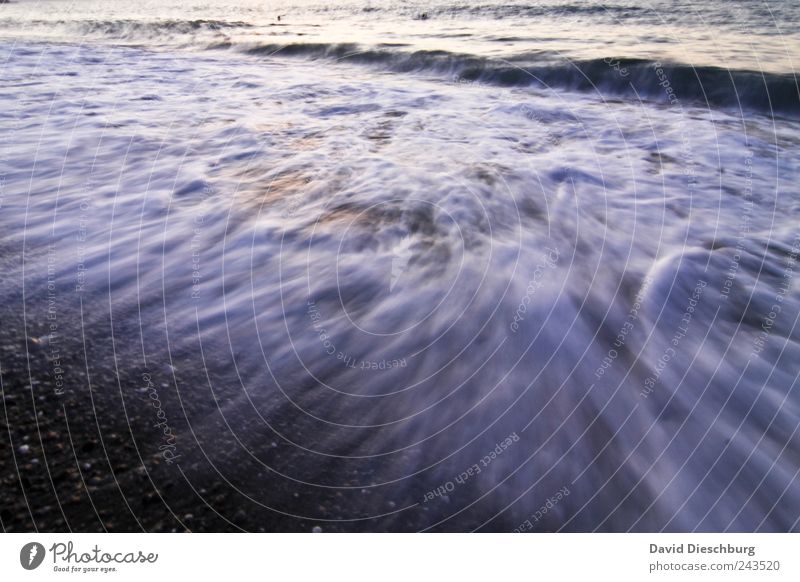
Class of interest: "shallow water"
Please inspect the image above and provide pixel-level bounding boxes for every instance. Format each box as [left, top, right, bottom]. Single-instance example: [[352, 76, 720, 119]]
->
[[1, 1, 800, 531]]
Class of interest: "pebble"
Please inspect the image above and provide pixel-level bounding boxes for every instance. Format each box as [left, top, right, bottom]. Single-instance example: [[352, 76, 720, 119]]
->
[[17, 444, 30, 454], [312, 526, 322, 533]]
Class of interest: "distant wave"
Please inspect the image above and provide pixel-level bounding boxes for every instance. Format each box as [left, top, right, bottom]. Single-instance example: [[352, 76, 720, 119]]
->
[[238, 42, 800, 117], [1, 14, 796, 117], [401, 2, 646, 20]]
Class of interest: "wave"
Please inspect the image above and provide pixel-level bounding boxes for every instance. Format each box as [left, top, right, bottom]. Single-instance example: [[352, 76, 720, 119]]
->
[[321, 2, 647, 21], [3, 33, 799, 531], [1, 14, 796, 117], [413, 2, 646, 19], [237, 42, 800, 117], [0, 17, 253, 39]]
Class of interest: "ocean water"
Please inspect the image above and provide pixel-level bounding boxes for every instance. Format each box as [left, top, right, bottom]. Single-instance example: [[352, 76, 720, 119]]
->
[[1, 0, 800, 531]]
